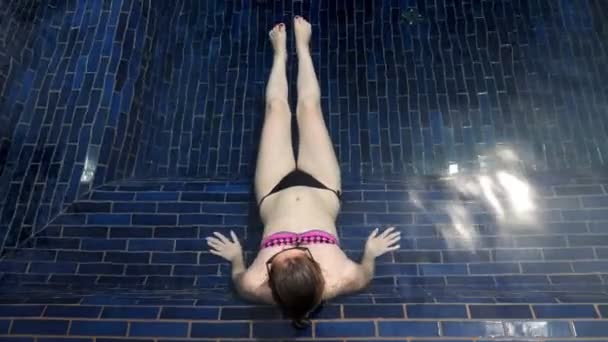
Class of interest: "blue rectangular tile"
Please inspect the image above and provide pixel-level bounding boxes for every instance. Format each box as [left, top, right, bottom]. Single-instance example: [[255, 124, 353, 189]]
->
[[129, 322, 188, 338], [220, 306, 281, 320], [419, 264, 468, 275], [78, 263, 124, 275], [572, 261, 608, 272], [252, 322, 312, 339], [135, 192, 179, 201], [104, 252, 149, 263], [406, 305, 468, 318], [132, 214, 176, 226], [550, 274, 602, 284], [154, 227, 198, 238], [443, 250, 490, 263], [574, 321, 608, 337], [521, 262, 572, 274], [469, 263, 520, 274], [315, 321, 375, 337], [38, 339, 92, 342], [69, 321, 128, 336], [109, 227, 154, 238], [343, 304, 404, 318], [0, 338, 35, 342], [160, 307, 218, 320], [91, 191, 135, 201], [126, 265, 171, 276], [57, 251, 104, 262], [11, 319, 69, 335], [44, 305, 102, 318], [0, 305, 44, 317], [441, 321, 505, 337], [533, 305, 598, 318], [101, 306, 160, 319], [504, 321, 572, 337], [178, 214, 223, 225], [599, 305, 608, 317], [543, 247, 594, 260], [158, 203, 201, 213], [29, 262, 77, 274], [492, 249, 542, 261], [0, 320, 9, 333], [191, 322, 249, 338], [470, 305, 532, 319], [378, 321, 439, 337], [128, 239, 174, 251], [81, 239, 126, 251], [87, 214, 130, 225], [112, 202, 156, 213]]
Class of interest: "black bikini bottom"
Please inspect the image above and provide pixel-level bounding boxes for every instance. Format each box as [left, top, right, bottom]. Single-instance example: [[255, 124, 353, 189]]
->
[[258, 169, 341, 206]]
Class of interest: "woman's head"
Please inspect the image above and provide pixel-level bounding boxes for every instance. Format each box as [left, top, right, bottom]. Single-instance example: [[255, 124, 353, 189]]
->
[[266, 247, 325, 327]]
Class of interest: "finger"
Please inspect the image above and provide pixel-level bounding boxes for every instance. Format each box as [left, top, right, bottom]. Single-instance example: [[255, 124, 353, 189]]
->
[[381, 227, 396, 238], [208, 249, 224, 257], [213, 232, 230, 244], [386, 232, 401, 240], [387, 245, 400, 251], [369, 228, 379, 239], [388, 236, 401, 244], [230, 230, 240, 245], [206, 237, 222, 245]]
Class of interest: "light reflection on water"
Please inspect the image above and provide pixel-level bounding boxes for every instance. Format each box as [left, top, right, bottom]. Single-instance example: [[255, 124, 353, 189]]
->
[[416, 147, 539, 250]]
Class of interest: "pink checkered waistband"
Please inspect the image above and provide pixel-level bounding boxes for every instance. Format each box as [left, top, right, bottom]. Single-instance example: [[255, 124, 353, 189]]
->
[[261, 229, 339, 249]]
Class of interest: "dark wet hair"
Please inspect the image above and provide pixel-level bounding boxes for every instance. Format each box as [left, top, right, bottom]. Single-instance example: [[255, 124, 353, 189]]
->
[[268, 255, 325, 328]]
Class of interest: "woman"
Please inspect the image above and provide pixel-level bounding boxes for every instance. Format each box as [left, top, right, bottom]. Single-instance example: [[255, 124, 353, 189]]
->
[[206, 16, 401, 327]]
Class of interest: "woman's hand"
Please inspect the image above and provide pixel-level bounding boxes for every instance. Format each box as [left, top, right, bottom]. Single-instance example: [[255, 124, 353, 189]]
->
[[364, 227, 401, 258], [206, 231, 243, 263]]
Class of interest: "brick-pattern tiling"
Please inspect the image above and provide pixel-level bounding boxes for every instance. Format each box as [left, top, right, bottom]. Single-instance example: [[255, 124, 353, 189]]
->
[[0, 0, 161, 256], [0, 0, 608, 340]]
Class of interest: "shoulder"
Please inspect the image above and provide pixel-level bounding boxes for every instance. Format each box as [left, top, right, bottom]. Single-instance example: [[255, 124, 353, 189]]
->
[[322, 258, 364, 300]]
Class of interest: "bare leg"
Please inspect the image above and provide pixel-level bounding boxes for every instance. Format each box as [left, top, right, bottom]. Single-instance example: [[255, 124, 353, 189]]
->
[[294, 16, 341, 191], [254, 23, 296, 204]]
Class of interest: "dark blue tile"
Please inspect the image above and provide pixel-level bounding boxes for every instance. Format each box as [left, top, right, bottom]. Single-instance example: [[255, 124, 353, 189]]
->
[[406, 305, 468, 318], [160, 307, 218, 320], [132, 214, 176, 226], [69, 321, 128, 336], [112, 202, 156, 213], [104, 252, 149, 263], [441, 322, 505, 337], [129, 322, 188, 338], [521, 262, 572, 274], [0, 338, 35, 342], [191, 322, 250, 338], [419, 264, 467, 275], [543, 247, 594, 260], [574, 321, 608, 337], [0, 305, 44, 317], [29, 262, 77, 274], [469, 305, 532, 319], [316, 321, 375, 337], [378, 321, 439, 337], [504, 321, 572, 337], [44, 306, 102, 318], [11, 319, 69, 335], [135, 192, 179, 201], [220, 307, 281, 320], [534, 305, 598, 319], [252, 322, 312, 339], [158, 202, 201, 213], [78, 263, 124, 275], [572, 261, 608, 272], [128, 239, 174, 251], [599, 305, 608, 317], [38, 339, 92, 342], [81, 239, 126, 251], [154, 227, 198, 238], [101, 306, 160, 319], [343, 304, 404, 318]]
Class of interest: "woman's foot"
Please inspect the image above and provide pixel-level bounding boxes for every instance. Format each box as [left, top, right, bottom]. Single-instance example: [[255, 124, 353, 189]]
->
[[294, 16, 312, 54], [269, 23, 287, 59]]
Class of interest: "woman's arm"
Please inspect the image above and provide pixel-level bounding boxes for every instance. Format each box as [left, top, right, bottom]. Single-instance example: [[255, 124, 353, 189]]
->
[[231, 254, 274, 304], [206, 231, 274, 304], [332, 227, 401, 296]]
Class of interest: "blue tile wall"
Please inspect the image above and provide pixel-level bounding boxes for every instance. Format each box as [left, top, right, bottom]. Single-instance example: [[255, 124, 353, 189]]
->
[[0, 0, 161, 256], [0, 0, 608, 340]]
